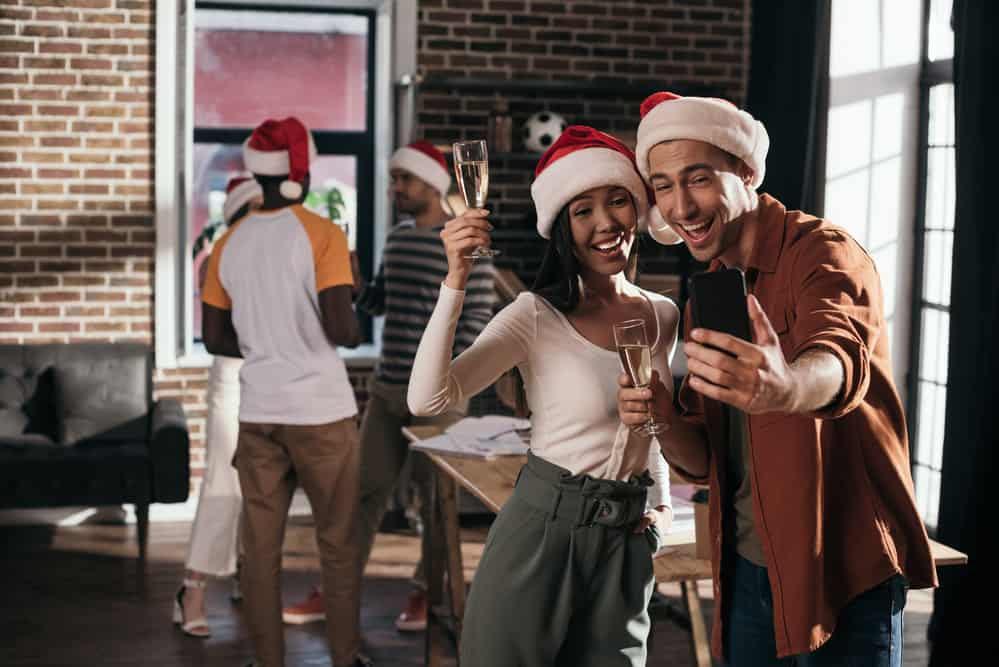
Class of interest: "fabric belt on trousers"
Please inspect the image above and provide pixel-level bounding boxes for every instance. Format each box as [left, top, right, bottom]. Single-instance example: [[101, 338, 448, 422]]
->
[[513, 451, 651, 528]]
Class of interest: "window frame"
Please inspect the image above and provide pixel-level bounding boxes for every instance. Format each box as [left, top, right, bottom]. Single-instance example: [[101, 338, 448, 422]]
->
[[905, 0, 955, 534], [154, 0, 401, 368]]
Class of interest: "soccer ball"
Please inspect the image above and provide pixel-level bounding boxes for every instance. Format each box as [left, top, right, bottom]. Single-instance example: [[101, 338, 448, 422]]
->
[[522, 111, 568, 153]]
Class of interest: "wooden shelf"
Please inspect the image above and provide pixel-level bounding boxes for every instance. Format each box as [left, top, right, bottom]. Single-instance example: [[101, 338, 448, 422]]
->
[[418, 75, 720, 99]]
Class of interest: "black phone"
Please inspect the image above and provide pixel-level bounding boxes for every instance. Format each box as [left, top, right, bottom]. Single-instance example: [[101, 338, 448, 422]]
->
[[687, 268, 752, 345]]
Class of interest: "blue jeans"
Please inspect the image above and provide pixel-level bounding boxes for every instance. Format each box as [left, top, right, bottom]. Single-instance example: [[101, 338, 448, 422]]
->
[[722, 555, 906, 667]]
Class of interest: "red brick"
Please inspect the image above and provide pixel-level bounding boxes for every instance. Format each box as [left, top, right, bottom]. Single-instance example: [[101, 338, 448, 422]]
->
[[87, 42, 129, 56], [111, 245, 152, 258], [24, 57, 66, 69], [0, 56, 19, 68], [37, 168, 78, 179], [70, 58, 113, 70], [0, 231, 35, 243], [0, 72, 30, 85], [21, 183, 63, 195], [85, 229, 126, 242], [69, 152, 112, 164], [67, 26, 112, 39], [19, 214, 61, 225], [0, 261, 37, 273], [38, 291, 80, 303], [71, 120, 114, 133], [109, 275, 149, 287], [66, 90, 112, 102], [65, 305, 106, 316], [41, 136, 81, 147], [84, 291, 125, 302], [37, 104, 79, 117], [18, 88, 62, 101], [0, 39, 36, 54], [85, 261, 124, 272], [39, 261, 81, 272], [84, 168, 125, 179], [66, 245, 107, 258], [62, 275, 105, 287], [38, 230, 80, 242], [37, 200, 80, 211], [19, 245, 62, 258], [86, 105, 126, 118], [40, 41, 83, 55], [19, 305, 60, 317], [40, 322, 80, 333], [0, 8, 33, 20], [0, 167, 33, 178], [89, 13, 125, 24], [0, 322, 33, 333], [69, 184, 110, 195], [80, 74, 123, 87], [0, 104, 33, 116], [0, 199, 33, 210], [0, 120, 19, 131], [19, 24, 64, 38], [110, 305, 149, 317], [17, 273, 61, 288], [32, 76, 77, 91]]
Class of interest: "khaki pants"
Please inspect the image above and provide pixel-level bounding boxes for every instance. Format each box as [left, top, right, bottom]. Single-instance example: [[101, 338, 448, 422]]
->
[[235, 418, 361, 667], [357, 377, 466, 586]]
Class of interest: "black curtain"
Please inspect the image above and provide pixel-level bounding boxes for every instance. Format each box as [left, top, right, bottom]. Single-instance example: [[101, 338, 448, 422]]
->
[[744, 0, 830, 214], [928, 2, 999, 663]]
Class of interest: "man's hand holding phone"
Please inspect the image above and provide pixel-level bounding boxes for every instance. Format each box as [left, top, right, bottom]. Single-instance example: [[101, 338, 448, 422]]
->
[[685, 294, 798, 415]]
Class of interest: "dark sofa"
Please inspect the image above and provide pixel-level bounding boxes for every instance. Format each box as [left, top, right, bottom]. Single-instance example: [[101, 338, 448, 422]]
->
[[0, 343, 190, 559]]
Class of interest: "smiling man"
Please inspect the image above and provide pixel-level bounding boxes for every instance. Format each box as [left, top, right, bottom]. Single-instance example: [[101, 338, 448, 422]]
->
[[617, 92, 936, 667]]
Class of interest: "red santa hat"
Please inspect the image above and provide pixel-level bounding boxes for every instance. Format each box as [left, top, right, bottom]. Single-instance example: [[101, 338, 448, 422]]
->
[[388, 140, 451, 196], [530, 125, 652, 239], [635, 92, 769, 245], [242, 117, 318, 200], [222, 176, 262, 225]]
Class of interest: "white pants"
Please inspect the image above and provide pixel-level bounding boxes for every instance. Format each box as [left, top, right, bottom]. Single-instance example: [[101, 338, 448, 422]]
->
[[185, 356, 243, 577]]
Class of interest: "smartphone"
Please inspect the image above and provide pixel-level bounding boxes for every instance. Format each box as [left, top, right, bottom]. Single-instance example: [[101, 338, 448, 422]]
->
[[687, 268, 752, 347]]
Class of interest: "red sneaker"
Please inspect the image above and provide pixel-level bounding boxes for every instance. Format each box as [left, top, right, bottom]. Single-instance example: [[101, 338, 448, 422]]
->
[[394, 589, 427, 632], [282, 588, 325, 625]]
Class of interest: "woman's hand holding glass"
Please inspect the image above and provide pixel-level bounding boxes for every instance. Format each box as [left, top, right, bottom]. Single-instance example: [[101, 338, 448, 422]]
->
[[617, 368, 674, 436], [440, 209, 493, 291]]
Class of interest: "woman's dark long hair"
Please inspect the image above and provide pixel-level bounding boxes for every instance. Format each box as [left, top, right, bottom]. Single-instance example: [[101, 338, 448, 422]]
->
[[503, 196, 642, 417], [530, 199, 641, 313]]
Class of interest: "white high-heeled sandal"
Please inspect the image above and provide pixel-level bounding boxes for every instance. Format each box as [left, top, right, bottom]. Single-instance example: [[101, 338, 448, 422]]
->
[[173, 578, 210, 638]]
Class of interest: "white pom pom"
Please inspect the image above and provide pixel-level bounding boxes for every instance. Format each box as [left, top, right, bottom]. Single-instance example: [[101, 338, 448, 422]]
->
[[279, 179, 302, 200], [647, 207, 684, 245]]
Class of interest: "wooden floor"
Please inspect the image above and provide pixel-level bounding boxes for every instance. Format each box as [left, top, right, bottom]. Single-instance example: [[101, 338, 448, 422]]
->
[[0, 516, 935, 666]]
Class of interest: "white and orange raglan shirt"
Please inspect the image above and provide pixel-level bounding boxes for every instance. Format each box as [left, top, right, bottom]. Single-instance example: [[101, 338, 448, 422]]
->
[[202, 204, 357, 425]]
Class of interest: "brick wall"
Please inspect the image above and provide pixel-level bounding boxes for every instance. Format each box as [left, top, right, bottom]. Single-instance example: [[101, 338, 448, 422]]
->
[[415, 0, 751, 283], [0, 0, 750, 493]]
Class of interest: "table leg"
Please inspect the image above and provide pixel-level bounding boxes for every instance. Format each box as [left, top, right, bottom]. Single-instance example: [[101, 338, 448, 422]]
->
[[681, 580, 712, 667], [439, 474, 466, 647], [423, 455, 447, 667]]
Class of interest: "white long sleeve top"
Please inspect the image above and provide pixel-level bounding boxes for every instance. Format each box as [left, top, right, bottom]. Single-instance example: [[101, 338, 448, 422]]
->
[[408, 283, 680, 510]]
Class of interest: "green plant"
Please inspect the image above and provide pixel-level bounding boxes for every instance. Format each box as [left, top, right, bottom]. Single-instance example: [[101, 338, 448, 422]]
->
[[305, 186, 346, 222]]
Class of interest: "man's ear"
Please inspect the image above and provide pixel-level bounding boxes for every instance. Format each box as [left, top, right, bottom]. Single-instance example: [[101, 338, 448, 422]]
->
[[737, 160, 754, 186]]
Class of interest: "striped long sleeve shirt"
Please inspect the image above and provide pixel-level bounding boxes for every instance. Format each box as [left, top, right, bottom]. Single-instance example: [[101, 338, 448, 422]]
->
[[363, 221, 495, 386]]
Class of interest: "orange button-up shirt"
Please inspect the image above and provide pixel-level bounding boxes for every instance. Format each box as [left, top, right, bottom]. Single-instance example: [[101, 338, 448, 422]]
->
[[676, 194, 937, 659]]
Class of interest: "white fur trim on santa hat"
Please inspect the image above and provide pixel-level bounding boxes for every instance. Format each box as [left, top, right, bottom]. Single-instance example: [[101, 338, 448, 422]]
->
[[635, 96, 769, 189], [389, 146, 451, 196], [242, 133, 318, 176], [222, 179, 262, 225], [530, 147, 650, 239]]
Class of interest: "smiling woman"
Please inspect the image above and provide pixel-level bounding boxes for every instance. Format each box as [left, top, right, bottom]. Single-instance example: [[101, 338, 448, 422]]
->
[[406, 125, 681, 667]]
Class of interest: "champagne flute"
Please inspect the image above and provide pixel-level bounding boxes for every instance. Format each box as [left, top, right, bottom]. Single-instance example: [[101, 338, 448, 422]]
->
[[613, 319, 666, 436], [452, 139, 500, 259]]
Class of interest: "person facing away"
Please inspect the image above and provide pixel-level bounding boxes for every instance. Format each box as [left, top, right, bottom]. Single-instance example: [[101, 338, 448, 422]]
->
[[408, 125, 678, 667], [618, 91, 936, 666], [201, 116, 370, 667], [282, 140, 494, 631], [174, 176, 262, 639]]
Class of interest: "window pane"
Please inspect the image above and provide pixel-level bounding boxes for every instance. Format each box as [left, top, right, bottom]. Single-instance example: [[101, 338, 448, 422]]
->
[[824, 170, 870, 248], [870, 243, 898, 321], [303, 155, 359, 251], [868, 157, 902, 252], [928, 0, 954, 61], [830, 0, 880, 77], [919, 309, 949, 384], [928, 84, 955, 146], [873, 93, 905, 161], [882, 0, 920, 68], [925, 147, 955, 231], [195, 9, 368, 131], [826, 100, 873, 179], [922, 230, 953, 307]]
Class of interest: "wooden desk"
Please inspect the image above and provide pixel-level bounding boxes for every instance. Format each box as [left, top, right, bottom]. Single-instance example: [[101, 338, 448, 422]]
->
[[404, 425, 967, 667]]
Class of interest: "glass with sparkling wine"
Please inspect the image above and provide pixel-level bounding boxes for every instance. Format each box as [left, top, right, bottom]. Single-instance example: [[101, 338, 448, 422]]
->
[[452, 139, 499, 259], [613, 318, 666, 436]]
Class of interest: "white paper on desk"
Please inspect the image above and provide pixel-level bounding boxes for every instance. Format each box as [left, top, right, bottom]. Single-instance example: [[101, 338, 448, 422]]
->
[[412, 415, 530, 459]]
